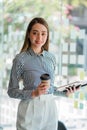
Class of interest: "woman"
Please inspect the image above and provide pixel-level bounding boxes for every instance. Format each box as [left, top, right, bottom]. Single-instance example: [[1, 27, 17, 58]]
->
[[7, 17, 77, 130]]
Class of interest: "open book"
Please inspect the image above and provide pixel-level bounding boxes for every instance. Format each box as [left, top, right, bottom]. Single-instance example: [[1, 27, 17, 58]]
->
[[55, 80, 87, 93]]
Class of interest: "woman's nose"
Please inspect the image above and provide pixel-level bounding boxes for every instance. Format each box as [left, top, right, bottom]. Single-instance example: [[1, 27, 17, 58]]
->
[[37, 33, 42, 40]]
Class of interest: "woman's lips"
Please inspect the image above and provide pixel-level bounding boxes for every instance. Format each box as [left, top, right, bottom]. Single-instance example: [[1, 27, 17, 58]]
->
[[36, 41, 42, 44]]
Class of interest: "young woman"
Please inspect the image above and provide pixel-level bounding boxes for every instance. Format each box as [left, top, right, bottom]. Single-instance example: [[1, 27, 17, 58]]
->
[[7, 17, 77, 130]]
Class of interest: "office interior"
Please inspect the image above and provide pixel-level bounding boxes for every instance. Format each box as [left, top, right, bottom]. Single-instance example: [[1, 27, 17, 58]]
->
[[0, 0, 87, 130]]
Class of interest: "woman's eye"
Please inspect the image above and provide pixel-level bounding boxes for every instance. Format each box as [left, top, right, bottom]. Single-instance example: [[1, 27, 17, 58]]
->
[[33, 32, 37, 35], [42, 33, 46, 36]]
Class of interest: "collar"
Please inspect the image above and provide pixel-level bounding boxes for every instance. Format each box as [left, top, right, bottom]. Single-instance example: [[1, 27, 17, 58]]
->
[[28, 48, 45, 57]]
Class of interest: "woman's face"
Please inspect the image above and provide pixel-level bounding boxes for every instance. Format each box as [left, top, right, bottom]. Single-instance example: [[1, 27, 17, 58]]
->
[[29, 23, 48, 50]]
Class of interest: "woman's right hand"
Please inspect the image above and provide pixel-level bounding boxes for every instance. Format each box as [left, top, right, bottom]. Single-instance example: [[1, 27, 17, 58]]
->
[[32, 82, 50, 98]]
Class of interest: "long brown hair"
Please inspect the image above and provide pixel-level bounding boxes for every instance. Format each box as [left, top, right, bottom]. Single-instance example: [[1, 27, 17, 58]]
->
[[20, 17, 50, 53]]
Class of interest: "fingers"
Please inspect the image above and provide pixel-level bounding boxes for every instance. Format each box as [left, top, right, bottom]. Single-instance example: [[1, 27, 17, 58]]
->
[[67, 85, 75, 92], [39, 82, 50, 90], [65, 85, 79, 96], [34, 82, 50, 97], [36, 83, 48, 96], [37, 87, 47, 95], [40, 82, 50, 87], [69, 85, 80, 92]]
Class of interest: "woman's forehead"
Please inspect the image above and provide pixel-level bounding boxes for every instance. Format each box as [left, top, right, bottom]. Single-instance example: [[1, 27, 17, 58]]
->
[[31, 23, 47, 32]]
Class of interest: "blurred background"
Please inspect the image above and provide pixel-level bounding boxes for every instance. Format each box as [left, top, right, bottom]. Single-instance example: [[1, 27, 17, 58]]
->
[[0, 0, 87, 130]]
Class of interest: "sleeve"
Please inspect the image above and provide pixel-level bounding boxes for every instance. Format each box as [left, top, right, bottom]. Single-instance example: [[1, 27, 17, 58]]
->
[[52, 55, 67, 97], [7, 55, 33, 100], [53, 87, 67, 97]]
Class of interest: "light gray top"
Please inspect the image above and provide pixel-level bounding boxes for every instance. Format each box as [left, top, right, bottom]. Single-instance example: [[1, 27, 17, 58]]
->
[[7, 48, 66, 100]]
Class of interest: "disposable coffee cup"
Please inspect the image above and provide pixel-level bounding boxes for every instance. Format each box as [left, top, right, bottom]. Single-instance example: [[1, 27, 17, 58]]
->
[[40, 73, 50, 92], [40, 73, 50, 83]]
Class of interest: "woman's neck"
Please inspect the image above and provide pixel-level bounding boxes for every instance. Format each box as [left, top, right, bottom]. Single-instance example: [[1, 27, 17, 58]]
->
[[31, 47, 42, 54]]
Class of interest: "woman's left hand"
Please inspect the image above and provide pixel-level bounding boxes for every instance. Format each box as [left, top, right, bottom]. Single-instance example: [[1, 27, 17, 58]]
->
[[65, 85, 80, 96]]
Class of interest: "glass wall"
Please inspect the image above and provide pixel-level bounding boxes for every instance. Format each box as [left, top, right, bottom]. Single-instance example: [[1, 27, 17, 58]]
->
[[0, 0, 87, 130]]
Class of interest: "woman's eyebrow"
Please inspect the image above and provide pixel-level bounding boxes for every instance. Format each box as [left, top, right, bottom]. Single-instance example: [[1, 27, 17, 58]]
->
[[32, 30, 47, 32]]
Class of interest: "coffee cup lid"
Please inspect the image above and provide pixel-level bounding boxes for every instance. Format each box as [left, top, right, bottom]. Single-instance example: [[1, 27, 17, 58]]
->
[[40, 73, 50, 80]]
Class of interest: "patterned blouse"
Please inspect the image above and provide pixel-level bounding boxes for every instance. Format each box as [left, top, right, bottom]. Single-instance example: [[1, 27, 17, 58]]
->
[[7, 48, 65, 100]]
